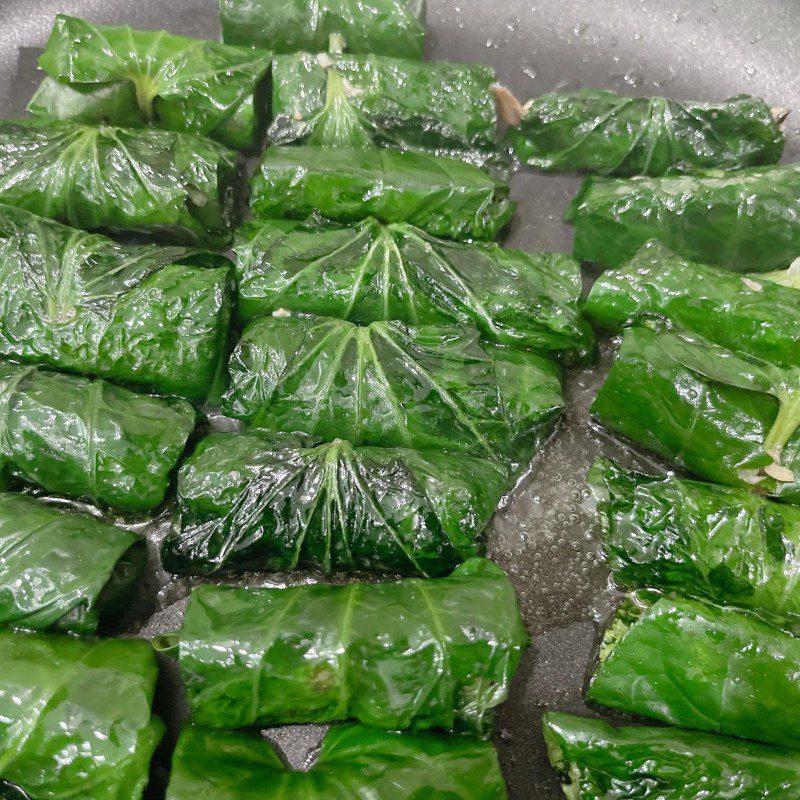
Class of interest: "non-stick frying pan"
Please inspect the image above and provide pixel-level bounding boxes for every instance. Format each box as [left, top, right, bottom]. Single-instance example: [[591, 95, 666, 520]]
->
[[0, 1, 797, 797]]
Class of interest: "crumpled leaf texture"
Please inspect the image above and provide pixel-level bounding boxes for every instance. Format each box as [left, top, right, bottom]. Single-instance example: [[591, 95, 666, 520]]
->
[[0, 120, 238, 246], [234, 217, 593, 360], [0, 630, 162, 800], [508, 89, 783, 176], [0, 361, 196, 513], [177, 558, 527, 735], [166, 724, 509, 799], [162, 430, 508, 577], [0, 204, 231, 401], [29, 15, 271, 150]]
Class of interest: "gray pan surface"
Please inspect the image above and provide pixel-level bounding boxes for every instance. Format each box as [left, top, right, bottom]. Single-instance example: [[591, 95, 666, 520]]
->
[[1, 1, 799, 797]]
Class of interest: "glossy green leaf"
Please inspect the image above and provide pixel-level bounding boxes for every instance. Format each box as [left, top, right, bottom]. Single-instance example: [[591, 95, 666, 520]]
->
[[567, 162, 800, 270], [176, 557, 527, 734], [162, 430, 508, 577], [270, 51, 497, 164], [592, 324, 800, 504], [167, 724, 508, 799], [0, 629, 162, 800], [29, 15, 271, 150], [544, 711, 800, 800], [0, 361, 196, 513], [219, 0, 426, 59], [0, 204, 231, 401], [0, 121, 238, 246], [507, 89, 783, 176], [589, 592, 800, 749], [249, 146, 515, 242], [0, 493, 144, 633], [222, 314, 563, 467], [590, 458, 800, 620], [234, 217, 594, 360], [586, 240, 800, 368]]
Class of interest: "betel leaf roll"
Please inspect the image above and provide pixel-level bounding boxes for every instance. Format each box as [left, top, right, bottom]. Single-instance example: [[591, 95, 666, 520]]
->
[[218, 0, 426, 60], [161, 431, 508, 577], [234, 218, 594, 360], [585, 240, 800, 368], [249, 146, 515, 242], [589, 458, 800, 620], [175, 557, 527, 734], [28, 16, 272, 151], [0, 205, 231, 402], [592, 324, 800, 504], [505, 89, 784, 176], [543, 711, 800, 800], [588, 592, 800, 749], [0, 494, 144, 633], [0, 362, 196, 513], [567, 162, 800, 270], [0, 629, 162, 800], [269, 51, 496, 163], [167, 725, 509, 800], [222, 314, 563, 466], [0, 121, 238, 246]]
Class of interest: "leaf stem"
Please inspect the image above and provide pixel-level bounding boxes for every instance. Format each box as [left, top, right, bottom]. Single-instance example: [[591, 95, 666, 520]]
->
[[764, 388, 800, 460]]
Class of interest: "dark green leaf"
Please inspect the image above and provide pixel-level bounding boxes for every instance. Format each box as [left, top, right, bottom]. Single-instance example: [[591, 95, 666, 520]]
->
[[0, 493, 144, 633], [592, 324, 800, 503], [0, 361, 196, 513], [29, 15, 271, 150], [234, 217, 594, 360], [167, 724, 508, 799], [249, 146, 515, 241], [586, 240, 800, 368], [0, 121, 238, 246], [176, 557, 528, 735], [218, 0, 426, 59], [589, 592, 800, 748], [507, 89, 783, 176], [544, 711, 800, 799], [567, 162, 800, 270], [222, 314, 563, 467], [0, 629, 162, 800], [0, 204, 231, 401], [590, 458, 800, 620], [162, 430, 508, 577], [270, 51, 497, 164]]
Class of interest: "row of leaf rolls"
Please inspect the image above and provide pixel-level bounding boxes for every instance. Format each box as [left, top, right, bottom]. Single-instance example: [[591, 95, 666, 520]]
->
[[551, 146, 800, 793]]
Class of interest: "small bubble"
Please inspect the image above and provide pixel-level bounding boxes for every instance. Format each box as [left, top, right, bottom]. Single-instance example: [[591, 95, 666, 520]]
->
[[522, 64, 537, 80], [633, 31, 642, 40], [744, 64, 757, 77]]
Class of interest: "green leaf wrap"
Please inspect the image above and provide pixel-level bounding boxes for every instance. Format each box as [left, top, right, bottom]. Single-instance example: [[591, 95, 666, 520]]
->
[[589, 458, 800, 620], [0, 204, 231, 401], [0, 630, 162, 800], [0, 493, 144, 633], [29, 15, 271, 150], [543, 711, 800, 800], [507, 89, 783, 176], [0, 121, 238, 246], [162, 431, 508, 577], [222, 314, 563, 466], [589, 593, 800, 749], [218, 0, 426, 59], [166, 724, 508, 799], [0, 362, 196, 513], [585, 240, 800, 367], [567, 162, 800, 270], [234, 218, 593, 360], [177, 557, 527, 734], [270, 51, 496, 163], [591, 324, 800, 503], [249, 146, 515, 242]]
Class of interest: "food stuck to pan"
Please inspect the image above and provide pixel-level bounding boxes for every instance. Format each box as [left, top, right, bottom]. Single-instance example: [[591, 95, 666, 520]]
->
[[0, 0, 796, 798]]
